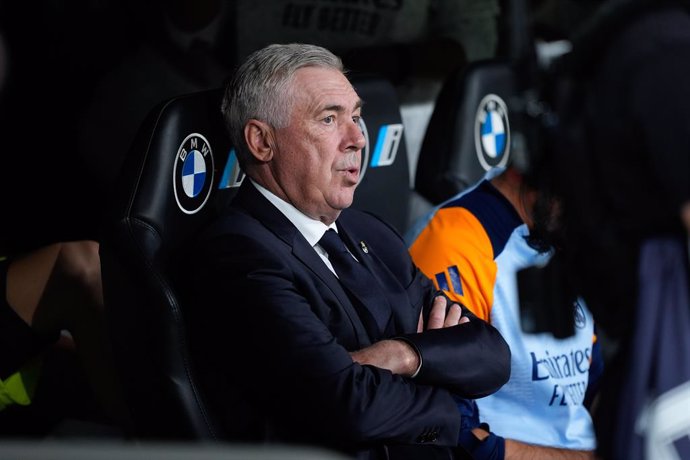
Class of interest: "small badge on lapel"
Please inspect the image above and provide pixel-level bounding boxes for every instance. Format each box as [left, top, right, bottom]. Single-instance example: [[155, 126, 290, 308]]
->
[[360, 241, 369, 254]]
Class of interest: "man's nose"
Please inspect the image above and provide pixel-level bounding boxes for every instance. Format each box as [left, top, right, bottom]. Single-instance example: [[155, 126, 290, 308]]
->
[[344, 119, 366, 151]]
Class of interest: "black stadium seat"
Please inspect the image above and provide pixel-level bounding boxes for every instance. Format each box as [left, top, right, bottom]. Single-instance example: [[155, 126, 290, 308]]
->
[[100, 88, 233, 440], [99, 73, 413, 440], [414, 59, 517, 205]]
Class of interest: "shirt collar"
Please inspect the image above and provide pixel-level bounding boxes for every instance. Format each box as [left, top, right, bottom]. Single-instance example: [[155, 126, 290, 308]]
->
[[250, 179, 336, 247]]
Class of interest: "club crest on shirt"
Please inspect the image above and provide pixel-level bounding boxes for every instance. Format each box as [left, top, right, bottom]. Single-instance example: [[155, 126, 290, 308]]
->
[[474, 93, 511, 171], [173, 133, 215, 214], [574, 300, 587, 329]]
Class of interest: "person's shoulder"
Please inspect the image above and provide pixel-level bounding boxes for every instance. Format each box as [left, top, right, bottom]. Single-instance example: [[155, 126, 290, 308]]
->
[[198, 206, 253, 238], [192, 204, 285, 263], [340, 208, 403, 238], [340, 207, 383, 223]]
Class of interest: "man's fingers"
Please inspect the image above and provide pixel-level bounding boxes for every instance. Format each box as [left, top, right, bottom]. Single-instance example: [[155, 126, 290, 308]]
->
[[427, 296, 447, 329], [428, 296, 469, 329], [444, 303, 463, 327]]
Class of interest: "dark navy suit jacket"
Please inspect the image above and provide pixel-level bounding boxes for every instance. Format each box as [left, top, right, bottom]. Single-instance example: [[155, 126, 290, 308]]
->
[[187, 181, 510, 459]]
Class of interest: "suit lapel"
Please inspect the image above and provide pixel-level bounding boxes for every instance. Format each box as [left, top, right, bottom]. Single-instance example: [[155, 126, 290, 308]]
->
[[234, 182, 371, 345]]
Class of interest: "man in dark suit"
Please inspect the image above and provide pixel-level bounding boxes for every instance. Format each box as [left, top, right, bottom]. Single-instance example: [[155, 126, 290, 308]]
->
[[188, 43, 511, 459]]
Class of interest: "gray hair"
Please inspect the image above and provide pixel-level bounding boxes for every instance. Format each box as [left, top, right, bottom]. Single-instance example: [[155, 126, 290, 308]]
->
[[221, 43, 344, 168]]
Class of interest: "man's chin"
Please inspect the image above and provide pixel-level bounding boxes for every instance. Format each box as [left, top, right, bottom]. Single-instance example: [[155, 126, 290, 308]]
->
[[332, 192, 355, 211]]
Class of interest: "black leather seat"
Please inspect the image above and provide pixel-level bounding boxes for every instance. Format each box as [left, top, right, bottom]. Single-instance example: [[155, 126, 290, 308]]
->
[[414, 59, 517, 205], [99, 88, 238, 440]]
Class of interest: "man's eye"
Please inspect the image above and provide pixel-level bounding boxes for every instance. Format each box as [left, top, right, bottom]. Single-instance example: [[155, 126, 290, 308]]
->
[[323, 115, 335, 124], [352, 115, 361, 124]]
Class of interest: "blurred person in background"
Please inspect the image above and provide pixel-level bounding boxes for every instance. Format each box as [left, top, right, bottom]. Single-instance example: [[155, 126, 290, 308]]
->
[[530, 0, 690, 457]]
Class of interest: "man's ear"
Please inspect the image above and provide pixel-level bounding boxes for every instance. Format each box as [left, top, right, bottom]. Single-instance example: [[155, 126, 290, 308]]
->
[[244, 119, 274, 162]]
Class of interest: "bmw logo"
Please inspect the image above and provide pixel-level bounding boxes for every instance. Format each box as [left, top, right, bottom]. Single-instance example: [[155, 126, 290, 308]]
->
[[173, 133, 215, 214], [474, 94, 511, 171]]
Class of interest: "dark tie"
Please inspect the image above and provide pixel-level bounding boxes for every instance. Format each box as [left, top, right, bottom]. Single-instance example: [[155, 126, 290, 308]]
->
[[319, 229, 391, 340]]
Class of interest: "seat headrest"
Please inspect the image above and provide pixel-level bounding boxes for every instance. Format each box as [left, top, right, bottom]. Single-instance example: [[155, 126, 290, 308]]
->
[[415, 59, 517, 204], [108, 88, 242, 249]]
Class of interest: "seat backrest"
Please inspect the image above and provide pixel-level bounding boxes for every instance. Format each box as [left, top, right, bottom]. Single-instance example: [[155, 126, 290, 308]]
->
[[100, 73, 410, 440], [414, 59, 517, 205], [100, 88, 241, 440], [350, 73, 411, 234]]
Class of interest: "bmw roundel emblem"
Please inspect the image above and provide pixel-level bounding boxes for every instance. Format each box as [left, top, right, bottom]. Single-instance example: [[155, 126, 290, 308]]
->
[[173, 133, 214, 214], [474, 94, 511, 171]]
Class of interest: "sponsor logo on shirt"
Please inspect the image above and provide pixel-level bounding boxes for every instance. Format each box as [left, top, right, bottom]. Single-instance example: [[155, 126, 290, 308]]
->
[[531, 347, 591, 406]]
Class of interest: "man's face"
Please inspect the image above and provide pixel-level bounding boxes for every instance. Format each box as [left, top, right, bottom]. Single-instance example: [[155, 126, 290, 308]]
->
[[270, 66, 365, 224]]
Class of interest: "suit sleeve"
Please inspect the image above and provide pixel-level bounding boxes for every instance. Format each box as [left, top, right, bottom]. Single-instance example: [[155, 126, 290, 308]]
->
[[191, 231, 463, 448], [398, 289, 511, 398]]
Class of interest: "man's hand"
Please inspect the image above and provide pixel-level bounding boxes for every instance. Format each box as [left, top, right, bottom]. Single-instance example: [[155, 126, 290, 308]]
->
[[350, 339, 420, 377], [418, 295, 470, 332], [353, 296, 471, 377]]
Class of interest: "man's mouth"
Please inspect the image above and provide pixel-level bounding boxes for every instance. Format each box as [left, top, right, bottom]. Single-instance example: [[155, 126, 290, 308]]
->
[[337, 166, 360, 184]]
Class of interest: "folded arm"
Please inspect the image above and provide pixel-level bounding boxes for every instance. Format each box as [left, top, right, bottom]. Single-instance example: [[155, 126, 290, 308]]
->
[[194, 234, 463, 447], [351, 293, 511, 398]]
